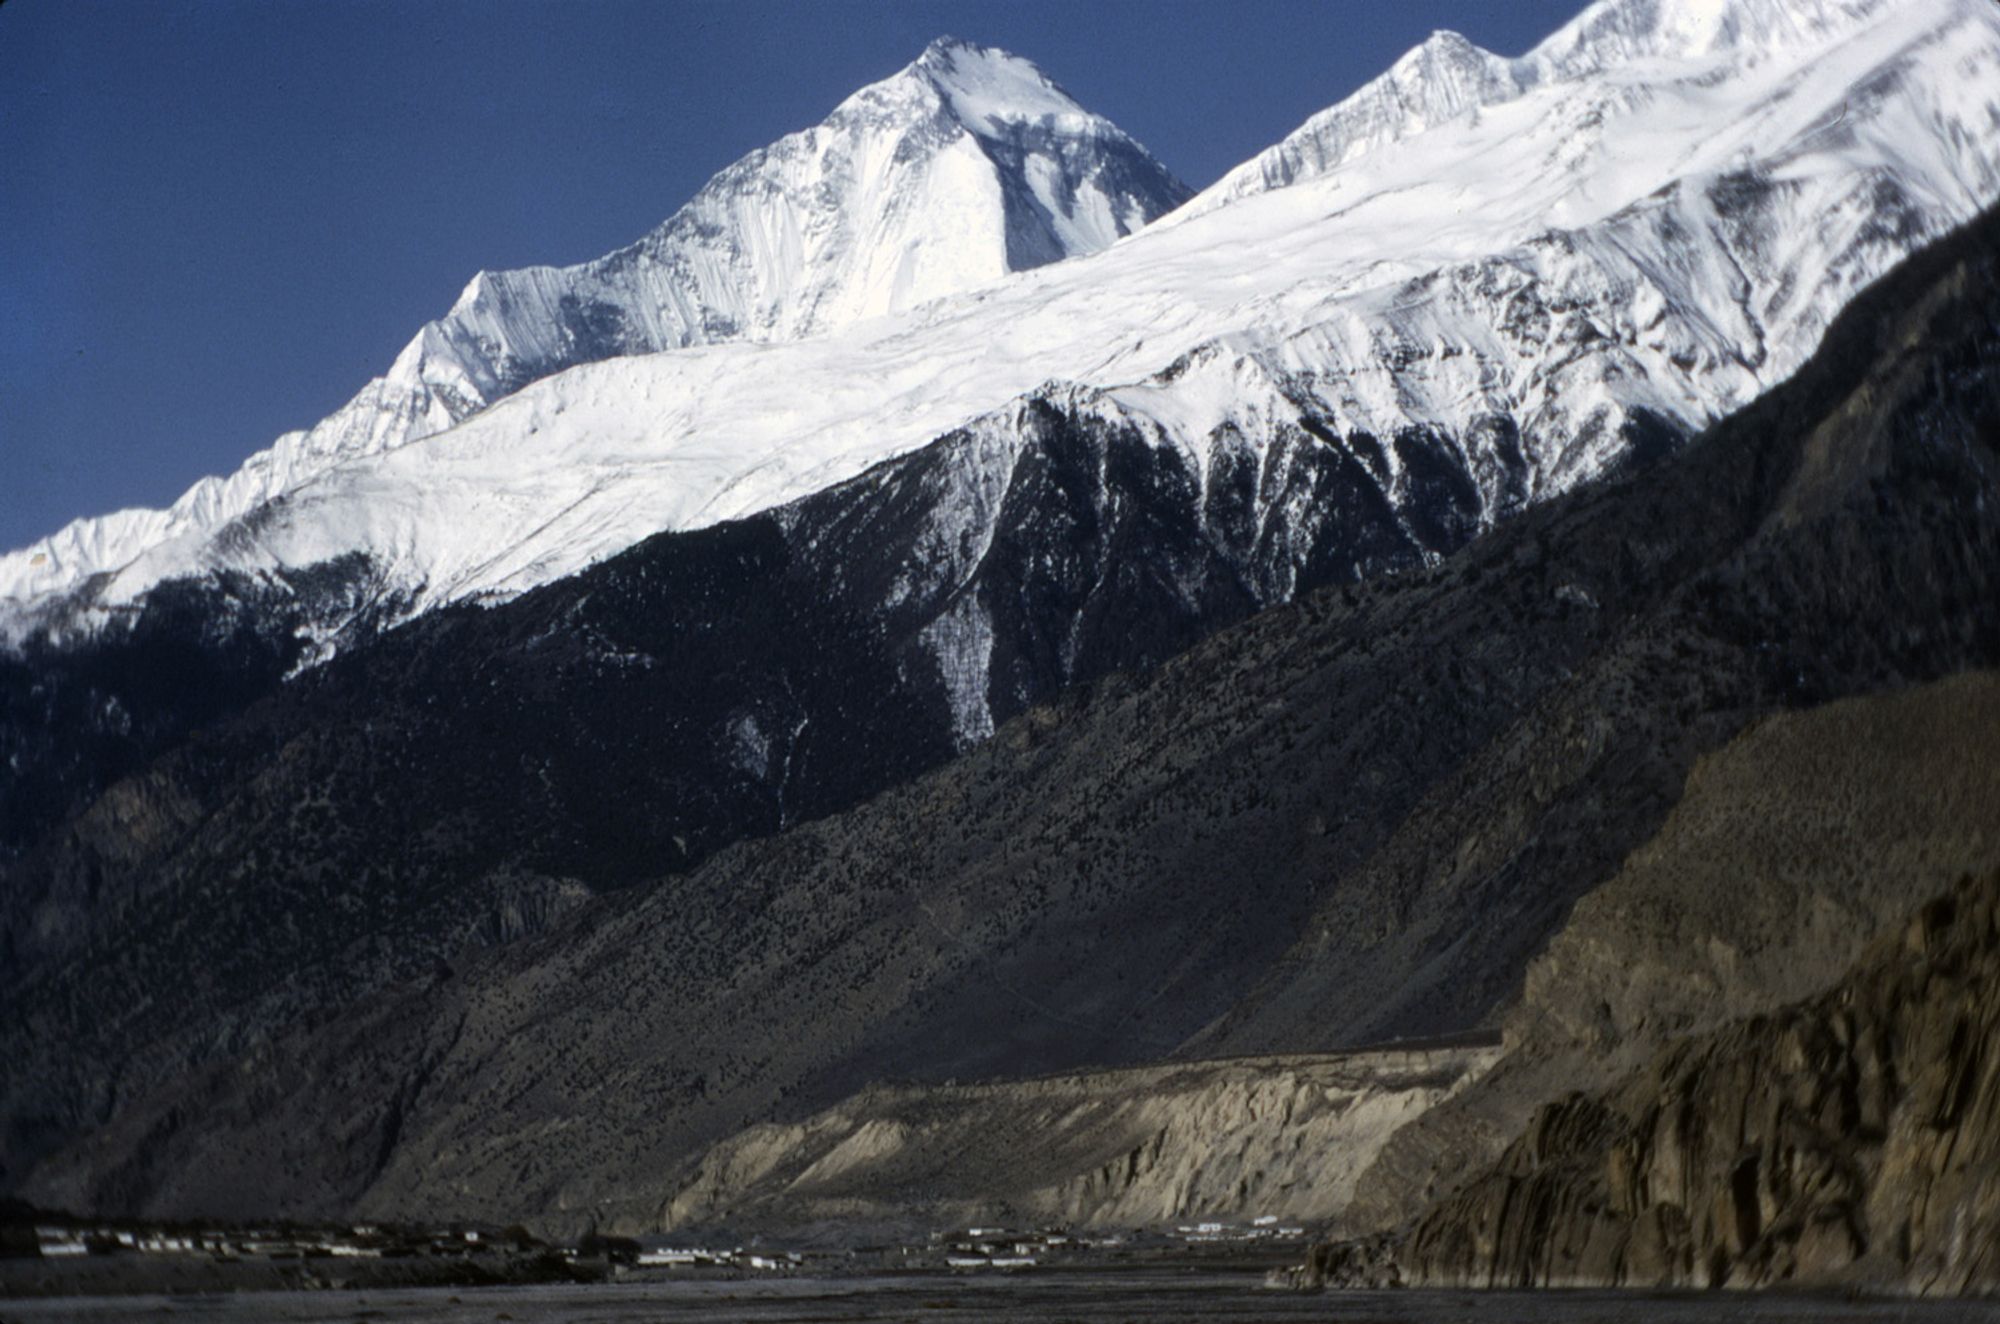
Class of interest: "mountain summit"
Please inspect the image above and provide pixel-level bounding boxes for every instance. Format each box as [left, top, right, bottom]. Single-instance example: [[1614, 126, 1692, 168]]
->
[[413, 36, 1189, 382], [0, 40, 1187, 622]]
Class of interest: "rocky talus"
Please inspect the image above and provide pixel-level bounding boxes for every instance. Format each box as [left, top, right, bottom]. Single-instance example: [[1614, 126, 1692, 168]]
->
[[1343, 865, 2000, 1293]]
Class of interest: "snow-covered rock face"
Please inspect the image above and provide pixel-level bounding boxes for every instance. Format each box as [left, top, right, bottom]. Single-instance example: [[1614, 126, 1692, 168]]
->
[[5, 0, 1999, 665], [0, 38, 1187, 622], [1181, 0, 1919, 218], [1181, 30, 1523, 213], [407, 36, 1188, 393], [1538, 0, 1890, 70]]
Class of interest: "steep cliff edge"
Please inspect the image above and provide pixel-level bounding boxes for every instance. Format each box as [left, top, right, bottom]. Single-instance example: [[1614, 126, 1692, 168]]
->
[[1359, 864, 2000, 1293]]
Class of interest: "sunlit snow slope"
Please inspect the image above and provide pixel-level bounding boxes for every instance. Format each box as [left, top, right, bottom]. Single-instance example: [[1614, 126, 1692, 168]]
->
[[5, 0, 1998, 656], [0, 37, 1186, 622], [1181, 0, 1917, 217]]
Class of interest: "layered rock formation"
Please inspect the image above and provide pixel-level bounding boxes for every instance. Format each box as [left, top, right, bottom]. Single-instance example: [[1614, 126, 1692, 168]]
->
[[1346, 672, 2000, 1236], [1374, 865, 2000, 1293], [664, 1041, 1497, 1241]]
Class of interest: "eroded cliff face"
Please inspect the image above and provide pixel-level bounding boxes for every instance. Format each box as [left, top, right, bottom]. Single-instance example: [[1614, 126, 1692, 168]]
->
[[660, 1043, 1497, 1241], [1345, 672, 2000, 1236], [1366, 865, 2000, 1294]]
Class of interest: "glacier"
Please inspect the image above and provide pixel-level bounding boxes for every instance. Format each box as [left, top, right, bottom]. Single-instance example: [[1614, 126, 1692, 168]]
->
[[4, 0, 1999, 668]]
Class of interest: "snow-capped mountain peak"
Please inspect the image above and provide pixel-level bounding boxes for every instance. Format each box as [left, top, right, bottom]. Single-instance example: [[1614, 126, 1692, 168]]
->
[[1539, 0, 1886, 71], [0, 39, 1187, 625], [889, 36, 1101, 135], [1178, 28, 1521, 216], [387, 36, 1189, 400], [1180, 0, 1910, 219], [4, 0, 1997, 669], [1392, 28, 1512, 91]]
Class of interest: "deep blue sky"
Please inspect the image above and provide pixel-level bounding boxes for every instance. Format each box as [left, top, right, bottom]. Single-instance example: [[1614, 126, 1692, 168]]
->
[[1, 0, 1586, 553]]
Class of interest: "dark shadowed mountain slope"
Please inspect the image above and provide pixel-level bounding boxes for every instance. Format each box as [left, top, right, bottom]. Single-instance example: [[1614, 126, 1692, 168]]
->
[[9, 202, 1999, 1230], [0, 384, 1505, 1195]]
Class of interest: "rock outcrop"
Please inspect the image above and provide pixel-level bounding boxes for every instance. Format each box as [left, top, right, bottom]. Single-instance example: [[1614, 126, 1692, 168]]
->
[[1365, 865, 2000, 1293], [1345, 671, 2000, 1236]]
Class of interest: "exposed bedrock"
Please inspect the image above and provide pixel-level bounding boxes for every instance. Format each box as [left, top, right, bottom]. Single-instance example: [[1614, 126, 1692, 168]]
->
[[1352, 865, 2000, 1294], [1345, 672, 2000, 1238]]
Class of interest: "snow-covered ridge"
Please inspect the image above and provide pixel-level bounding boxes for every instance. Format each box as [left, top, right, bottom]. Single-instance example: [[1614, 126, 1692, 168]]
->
[[1537, 0, 1889, 70], [0, 38, 1187, 615], [6, 0, 1999, 661], [1180, 0, 1897, 218]]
